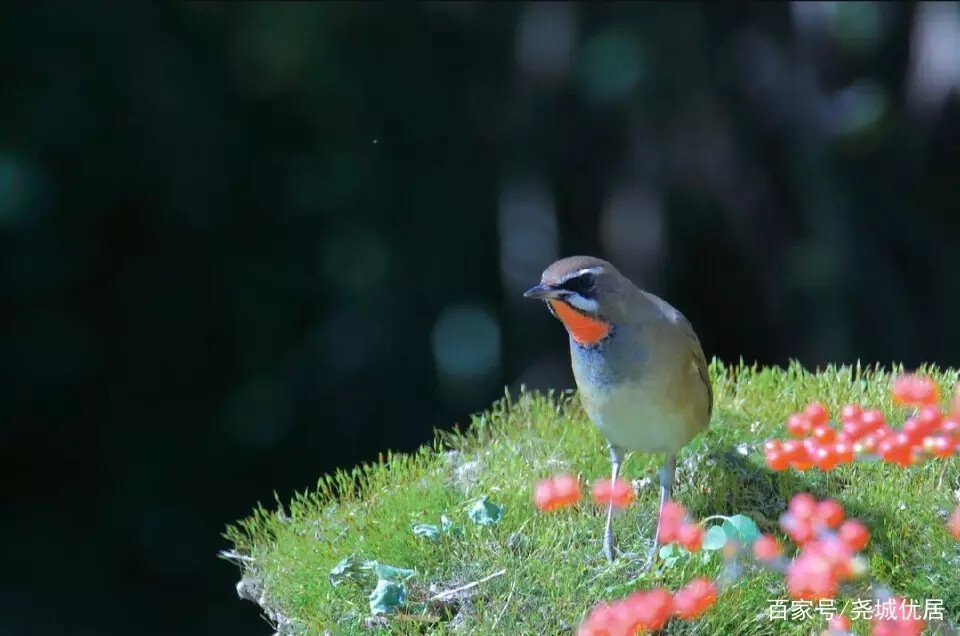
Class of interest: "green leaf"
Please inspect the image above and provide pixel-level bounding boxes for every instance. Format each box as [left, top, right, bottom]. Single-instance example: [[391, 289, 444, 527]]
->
[[369, 579, 406, 615], [702, 525, 728, 550], [721, 514, 761, 546], [467, 496, 504, 525], [412, 523, 441, 541], [658, 543, 690, 567], [373, 563, 416, 583], [328, 554, 373, 586], [441, 514, 463, 536]]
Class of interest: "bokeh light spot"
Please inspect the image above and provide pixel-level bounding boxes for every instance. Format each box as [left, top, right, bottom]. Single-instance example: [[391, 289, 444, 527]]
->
[[431, 302, 501, 381], [0, 153, 32, 224], [516, 3, 578, 82], [577, 30, 645, 103], [498, 177, 559, 297]]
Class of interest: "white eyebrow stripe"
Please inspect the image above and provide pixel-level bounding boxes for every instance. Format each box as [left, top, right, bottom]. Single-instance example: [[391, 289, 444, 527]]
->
[[559, 267, 603, 285]]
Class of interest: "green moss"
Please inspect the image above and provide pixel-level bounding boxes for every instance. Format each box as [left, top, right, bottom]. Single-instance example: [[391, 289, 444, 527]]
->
[[224, 361, 960, 634]]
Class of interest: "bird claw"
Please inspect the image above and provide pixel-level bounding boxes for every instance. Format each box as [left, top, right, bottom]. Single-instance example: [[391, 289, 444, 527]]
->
[[638, 544, 660, 571], [602, 545, 616, 563]]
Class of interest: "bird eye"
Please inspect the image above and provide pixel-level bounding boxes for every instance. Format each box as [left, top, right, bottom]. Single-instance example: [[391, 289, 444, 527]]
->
[[560, 272, 597, 297]]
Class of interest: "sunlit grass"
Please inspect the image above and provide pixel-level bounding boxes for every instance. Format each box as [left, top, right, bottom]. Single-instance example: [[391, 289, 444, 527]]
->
[[224, 361, 960, 635]]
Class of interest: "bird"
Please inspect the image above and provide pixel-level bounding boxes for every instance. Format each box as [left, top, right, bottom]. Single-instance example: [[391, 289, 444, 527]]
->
[[524, 255, 712, 564]]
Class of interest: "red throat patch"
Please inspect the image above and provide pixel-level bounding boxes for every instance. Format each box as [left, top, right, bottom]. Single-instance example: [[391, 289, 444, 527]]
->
[[549, 300, 611, 346]]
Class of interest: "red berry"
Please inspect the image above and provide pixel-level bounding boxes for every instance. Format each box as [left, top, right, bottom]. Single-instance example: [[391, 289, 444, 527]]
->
[[917, 405, 943, 432], [676, 523, 703, 552], [591, 477, 634, 509], [857, 433, 879, 455], [658, 500, 687, 544], [787, 413, 813, 437], [871, 596, 925, 636], [833, 441, 854, 464], [873, 425, 893, 440], [624, 588, 673, 632], [753, 533, 781, 560], [804, 402, 830, 426], [786, 550, 837, 600], [610, 480, 634, 507], [892, 374, 940, 407], [780, 440, 802, 460], [949, 506, 960, 540], [534, 474, 582, 511], [533, 479, 558, 512], [879, 433, 915, 467], [763, 439, 781, 454], [780, 439, 806, 462], [940, 417, 960, 438], [842, 419, 864, 441], [814, 535, 855, 580], [577, 601, 630, 636], [553, 473, 581, 502], [812, 445, 839, 471], [816, 500, 845, 528], [838, 520, 869, 551], [789, 493, 818, 520], [672, 578, 716, 619], [828, 613, 851, 633], [901, 417, 926, 444], [840, 403, 862, 422], [860, 409, 886, 431], [765, 449, 789, 471], [812, 424, 837, 444], [782, 440, 812, 470], [780, 512, 814, 545], [923, 435, 956, 458], [661, 500, 686, 526]]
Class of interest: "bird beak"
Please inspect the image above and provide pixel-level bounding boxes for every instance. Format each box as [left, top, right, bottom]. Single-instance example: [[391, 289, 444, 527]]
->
[[523, 284, 560, 299]]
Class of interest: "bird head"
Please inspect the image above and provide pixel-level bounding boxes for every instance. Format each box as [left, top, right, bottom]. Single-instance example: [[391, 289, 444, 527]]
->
[[523, 255, 629, 346]]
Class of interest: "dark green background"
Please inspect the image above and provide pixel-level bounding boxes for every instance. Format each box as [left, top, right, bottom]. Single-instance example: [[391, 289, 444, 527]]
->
[[2, 2, 958, 634]]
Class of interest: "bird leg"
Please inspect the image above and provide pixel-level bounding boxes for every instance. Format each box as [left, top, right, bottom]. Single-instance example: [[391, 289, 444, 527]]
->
[[648, 451, 677, 564], [603, 444, 624, 563]]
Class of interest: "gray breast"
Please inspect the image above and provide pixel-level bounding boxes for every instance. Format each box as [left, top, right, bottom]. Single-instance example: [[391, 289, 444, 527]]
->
[[569, 325, 649, 390]]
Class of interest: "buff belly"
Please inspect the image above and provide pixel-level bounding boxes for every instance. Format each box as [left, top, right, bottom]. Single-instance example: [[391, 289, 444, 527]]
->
[[577, 378, 699, 454]]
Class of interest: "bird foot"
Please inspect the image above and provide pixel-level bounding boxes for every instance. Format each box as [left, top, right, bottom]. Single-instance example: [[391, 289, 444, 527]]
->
[[602, 536, 617, 563], [638, 543, 660, 571], [602, 546, 616, 563]]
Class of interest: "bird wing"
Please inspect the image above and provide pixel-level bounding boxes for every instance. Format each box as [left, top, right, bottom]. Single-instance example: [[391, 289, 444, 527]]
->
[[644, 292, 714, 419]]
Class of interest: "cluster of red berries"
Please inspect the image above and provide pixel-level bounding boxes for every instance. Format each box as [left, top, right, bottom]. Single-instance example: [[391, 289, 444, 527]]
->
[[656, 500, 704, 552], [532, 473, 582, 512], [754, 494, 930, 635], [870, 597, 926, 636], [778, 494, 868, 601], [575, 501, 717, 634], [576, 578, 717, 635], [533, 474, 635, 512], [764, 376, 959, 472], [535, 376, 960, 633]]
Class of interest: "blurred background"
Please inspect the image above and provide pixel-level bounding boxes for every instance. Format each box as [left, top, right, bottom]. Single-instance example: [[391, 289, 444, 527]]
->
[[2, 2, 959, 634]]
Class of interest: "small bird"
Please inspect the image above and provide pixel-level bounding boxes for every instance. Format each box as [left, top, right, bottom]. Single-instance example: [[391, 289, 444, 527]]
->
[[524, 255, 712, 563]]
